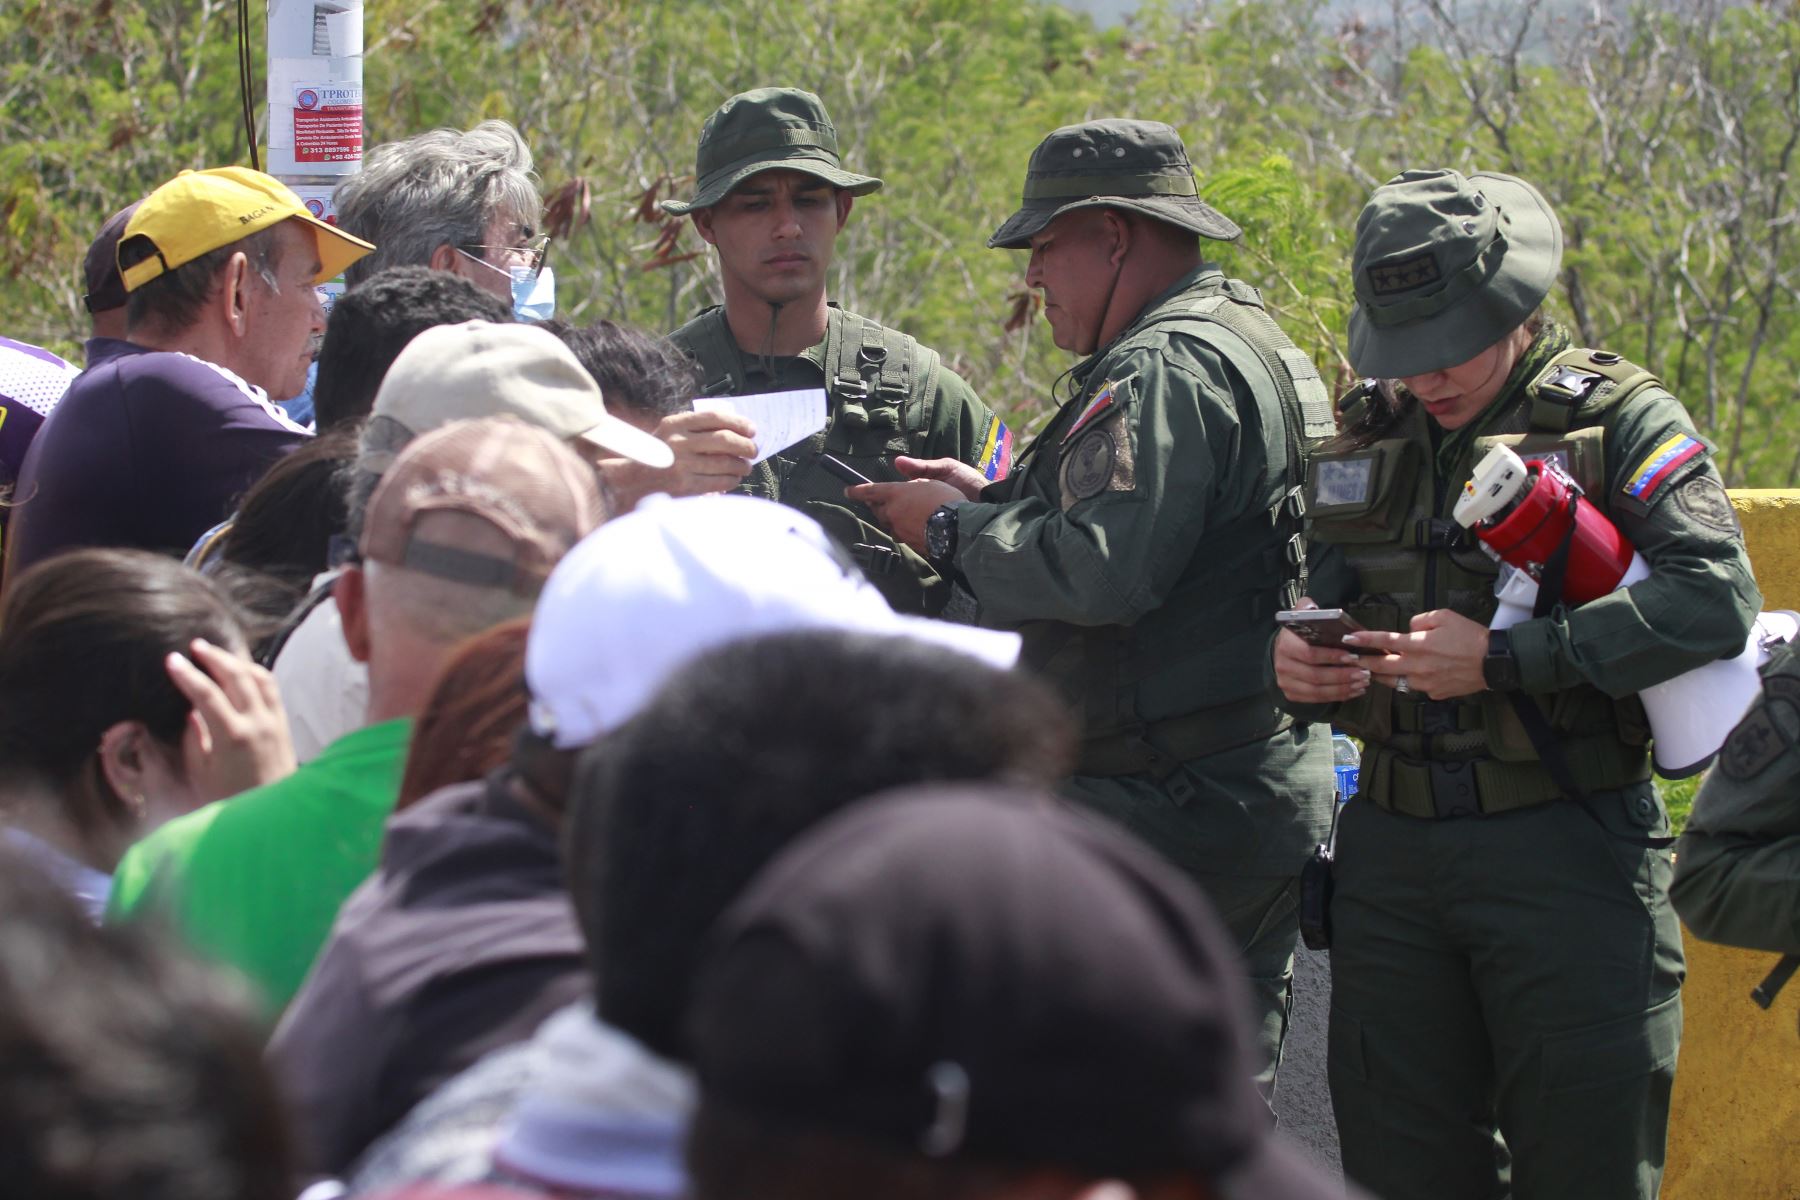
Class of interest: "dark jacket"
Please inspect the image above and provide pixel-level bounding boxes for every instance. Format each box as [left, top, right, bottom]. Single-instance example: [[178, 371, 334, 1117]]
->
[[266, 771, 587, 1176]]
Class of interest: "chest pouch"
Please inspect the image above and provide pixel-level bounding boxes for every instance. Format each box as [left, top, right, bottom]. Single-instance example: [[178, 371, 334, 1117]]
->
[[1305, 438, 1423, 545], [1470, 426, 1608, 498]]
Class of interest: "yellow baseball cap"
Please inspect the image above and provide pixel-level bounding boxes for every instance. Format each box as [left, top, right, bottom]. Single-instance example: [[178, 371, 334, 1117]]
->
[[118, 166, 375, 293]]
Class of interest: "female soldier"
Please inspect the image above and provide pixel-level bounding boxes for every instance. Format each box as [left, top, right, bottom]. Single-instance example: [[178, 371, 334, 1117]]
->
[[1275, 169, 1758, 1200]]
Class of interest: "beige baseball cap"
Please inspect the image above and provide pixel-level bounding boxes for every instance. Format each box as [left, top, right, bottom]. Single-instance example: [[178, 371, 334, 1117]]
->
[[362, 320, 674, 474]]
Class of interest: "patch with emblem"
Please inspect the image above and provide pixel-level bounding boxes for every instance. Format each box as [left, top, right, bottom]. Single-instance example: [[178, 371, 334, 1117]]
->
[[1720, 706, 1791, 780], [1365, 251, 1441, 296], [1063, 428, 1116, 501], [1059, 414, 1135, 509], [1674, 476, 1740, 535]]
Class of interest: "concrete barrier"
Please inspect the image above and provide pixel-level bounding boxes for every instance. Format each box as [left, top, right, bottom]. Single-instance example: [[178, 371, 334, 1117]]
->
[[1662, 490, 1800, 1199]]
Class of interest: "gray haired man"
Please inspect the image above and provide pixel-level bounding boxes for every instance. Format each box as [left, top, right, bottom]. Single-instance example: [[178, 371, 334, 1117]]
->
[[335, 120, 547, 312]]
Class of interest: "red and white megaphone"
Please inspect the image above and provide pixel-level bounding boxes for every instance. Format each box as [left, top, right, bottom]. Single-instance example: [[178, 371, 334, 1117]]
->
[[1454, 445, 1795, 777]]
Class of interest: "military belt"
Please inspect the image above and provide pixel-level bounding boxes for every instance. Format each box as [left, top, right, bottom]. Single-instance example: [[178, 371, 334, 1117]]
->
[[1078, 700, 1292, 780], [1360, 739, 1649, 820]]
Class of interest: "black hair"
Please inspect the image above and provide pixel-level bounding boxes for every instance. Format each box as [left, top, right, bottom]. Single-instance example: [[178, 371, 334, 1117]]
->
[[121, 225, 283, 334], [218, 428, 358, 603], [0, 855, 292, 1200], [310, 265, 513, 431], [540, 318, 703, 424], [563, 629, 1075, 1061], [0, 550, 251, 844]]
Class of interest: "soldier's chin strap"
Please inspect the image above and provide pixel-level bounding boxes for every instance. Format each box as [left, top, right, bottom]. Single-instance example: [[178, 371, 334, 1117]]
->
[[754, 300, 785, 383]]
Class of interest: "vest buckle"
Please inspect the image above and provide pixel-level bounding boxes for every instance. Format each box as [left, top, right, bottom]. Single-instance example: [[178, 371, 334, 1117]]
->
[[1429, 758, 1481, 819]]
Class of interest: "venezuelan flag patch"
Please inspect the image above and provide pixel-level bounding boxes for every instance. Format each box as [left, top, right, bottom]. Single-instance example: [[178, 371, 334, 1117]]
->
[[1623, 434, 1705, 502], [978, 414, 1013, 482], [1062, 384, 1117, 445]]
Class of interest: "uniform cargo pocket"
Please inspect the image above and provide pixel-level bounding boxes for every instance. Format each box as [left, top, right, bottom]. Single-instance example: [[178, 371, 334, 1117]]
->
[[1540, 992, 1680, 1094], [1329, 1008, 1370, 1085]]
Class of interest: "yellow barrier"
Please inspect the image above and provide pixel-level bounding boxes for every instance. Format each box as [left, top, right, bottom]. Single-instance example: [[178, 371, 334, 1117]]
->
[[1662, 491, 1800, 1199]]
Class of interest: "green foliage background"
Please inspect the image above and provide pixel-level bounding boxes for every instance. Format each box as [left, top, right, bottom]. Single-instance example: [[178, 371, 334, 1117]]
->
[[5, 0, 1799, 476]]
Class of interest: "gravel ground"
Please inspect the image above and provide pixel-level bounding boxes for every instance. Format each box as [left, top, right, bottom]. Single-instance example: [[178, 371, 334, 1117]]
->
[[1273, 945, 1343, 1177]]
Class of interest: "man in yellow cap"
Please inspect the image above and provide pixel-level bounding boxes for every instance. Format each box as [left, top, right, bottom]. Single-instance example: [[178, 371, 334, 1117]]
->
[[5, 167, 373, 584]]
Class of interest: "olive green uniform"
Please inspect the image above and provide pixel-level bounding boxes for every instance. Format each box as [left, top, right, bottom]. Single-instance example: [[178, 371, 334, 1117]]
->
[[669, 305, 1003, 614], [1305, 328, 1760, 1199], [949, 265, 1337, 1088], [1672, 640, 1800, 955]]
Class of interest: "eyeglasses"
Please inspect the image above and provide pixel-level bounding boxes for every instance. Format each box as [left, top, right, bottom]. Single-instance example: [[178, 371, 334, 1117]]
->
[[459, 234, 553, 279]]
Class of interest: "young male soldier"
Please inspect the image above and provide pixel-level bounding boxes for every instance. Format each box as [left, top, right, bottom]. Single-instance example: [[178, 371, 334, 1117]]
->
[[854, 120, 1338, 1092], [665, 87, 1009, 614]]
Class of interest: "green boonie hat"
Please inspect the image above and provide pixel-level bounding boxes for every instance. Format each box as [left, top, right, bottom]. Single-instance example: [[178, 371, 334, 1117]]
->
[[660, 87, 883, 216], [987, 119, 1240, 250], [1347, 168, 1562, 379]]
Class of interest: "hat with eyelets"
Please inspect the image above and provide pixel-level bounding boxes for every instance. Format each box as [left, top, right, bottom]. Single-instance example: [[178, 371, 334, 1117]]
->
[[661, 88, 883, 216], [1347, 168, 1563, 379], [987, 119, 1241, 250]]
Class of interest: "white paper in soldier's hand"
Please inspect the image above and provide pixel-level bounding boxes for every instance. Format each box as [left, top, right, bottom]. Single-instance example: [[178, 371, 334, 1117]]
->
[[692, 389, 827, 464]]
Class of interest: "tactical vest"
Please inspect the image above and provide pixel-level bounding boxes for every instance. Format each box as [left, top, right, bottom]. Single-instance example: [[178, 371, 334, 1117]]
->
[[670, 305, 950, 611], [1307, 347, 1663, 817], [672, 304, 941, 500], [1023, 276, 1337, 780]]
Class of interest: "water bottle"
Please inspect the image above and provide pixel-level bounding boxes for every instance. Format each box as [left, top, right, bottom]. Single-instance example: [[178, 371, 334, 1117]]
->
[[1332, 730, 1360, 803]]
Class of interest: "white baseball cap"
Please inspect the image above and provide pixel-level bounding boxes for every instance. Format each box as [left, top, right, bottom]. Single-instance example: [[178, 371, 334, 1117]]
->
[[524, 494, 1022, 749], [364, 320, 674, 473]]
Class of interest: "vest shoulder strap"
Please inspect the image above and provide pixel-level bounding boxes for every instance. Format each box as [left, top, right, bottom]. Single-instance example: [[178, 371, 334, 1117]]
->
[[671, 306, 746, 397], [1526, 347, 1662, 435], [1133, 288, 1331, 607]]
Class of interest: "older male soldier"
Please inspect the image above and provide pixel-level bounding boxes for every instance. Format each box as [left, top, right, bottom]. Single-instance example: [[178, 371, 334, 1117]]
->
[[338, 119, 753, 500], [665, 87, 1009, 614], [4, 168, 371, 584], [855, 120, 1338, 1090]]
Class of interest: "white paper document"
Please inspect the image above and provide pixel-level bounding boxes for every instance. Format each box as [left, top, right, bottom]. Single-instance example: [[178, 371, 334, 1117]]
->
[[692, 388, 827, 465]]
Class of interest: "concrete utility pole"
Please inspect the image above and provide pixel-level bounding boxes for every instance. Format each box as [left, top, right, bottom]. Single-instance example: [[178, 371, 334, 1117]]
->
[[265, 0, 364, 303]]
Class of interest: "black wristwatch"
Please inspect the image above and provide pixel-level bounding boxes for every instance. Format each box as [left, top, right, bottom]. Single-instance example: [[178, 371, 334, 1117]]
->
[[1483, 628, 1521, 692], [925, 504, 960, 567]]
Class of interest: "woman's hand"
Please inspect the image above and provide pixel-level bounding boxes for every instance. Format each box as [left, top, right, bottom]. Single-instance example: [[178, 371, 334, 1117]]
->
[[1343, 608, 1490, 700], [1273, 597, 1372, 704], [166, 639, 298, 802]]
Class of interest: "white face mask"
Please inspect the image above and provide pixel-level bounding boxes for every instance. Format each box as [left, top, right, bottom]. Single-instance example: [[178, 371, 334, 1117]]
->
[[510, 263, 556, 322], [455, 247, 556, 322]]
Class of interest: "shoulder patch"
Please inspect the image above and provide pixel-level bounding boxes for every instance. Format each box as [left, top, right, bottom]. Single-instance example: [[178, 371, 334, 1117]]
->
[[1720, 672, 1800, 781], [977, 414, 1012, 482], [1674, 476, 1741, 536], [1062, 383, 1119, 445], [1059, 415, 1134, 509], [1622, 433, 1706, 504]]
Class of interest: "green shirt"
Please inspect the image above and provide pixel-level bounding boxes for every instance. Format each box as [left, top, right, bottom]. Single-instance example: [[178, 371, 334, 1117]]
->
[[106, 718, 413, 1019]]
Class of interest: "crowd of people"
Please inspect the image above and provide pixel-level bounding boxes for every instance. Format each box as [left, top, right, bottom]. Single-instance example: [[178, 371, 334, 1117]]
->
[[0, 83, 1792, 1200]]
